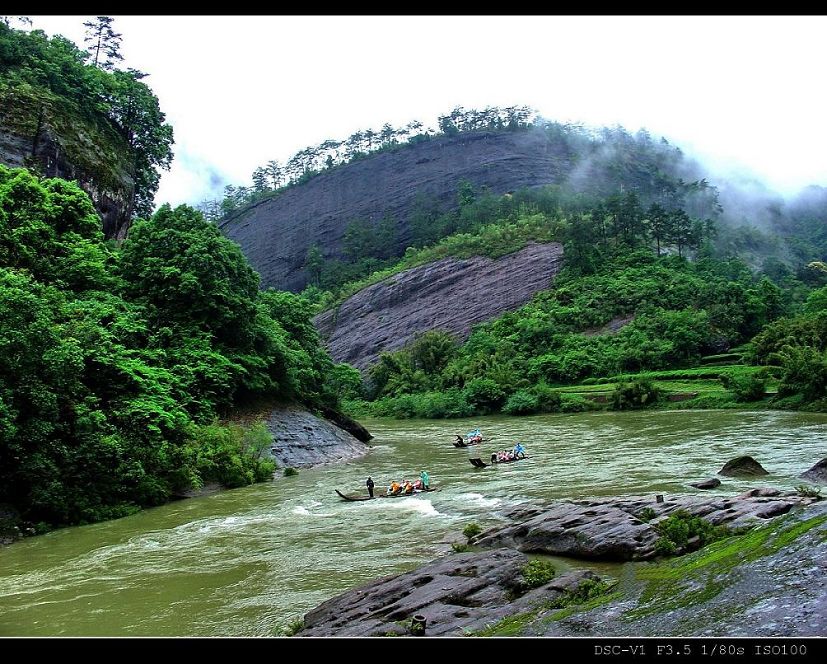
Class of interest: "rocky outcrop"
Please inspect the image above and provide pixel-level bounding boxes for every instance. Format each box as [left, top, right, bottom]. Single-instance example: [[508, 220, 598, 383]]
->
[[737, 487, 781, 498], [265, 404, 369, 468], [471, 493, 816, 561], [1, 88, 135, 239], [314, 242, 564, 371], [800, 458, 827, 484], [297, 493, 824, 637], [534, 502, 827, 637], [298, 548, 598, 637], [0, 504, 23, 545], [221, 128, 574, 291], [718, 455, 769, 477], [316, 405, 373, 442], [582, 313, 636, 336], [690, 478, 721, 489]]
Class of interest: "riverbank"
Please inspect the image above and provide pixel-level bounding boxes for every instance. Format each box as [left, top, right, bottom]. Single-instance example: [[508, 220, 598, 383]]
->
[[263, 404, 371, 469], [0, 402, 372, 546], [341, 364, 827, 421], [296, 492, 826, 637]]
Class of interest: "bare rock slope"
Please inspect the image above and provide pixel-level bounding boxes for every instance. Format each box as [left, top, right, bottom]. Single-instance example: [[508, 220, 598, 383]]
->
[[299, 548, 598, 637], [265, 404, 369, 468], [221, 128, 573, 291], [314, 242, 564, 371]]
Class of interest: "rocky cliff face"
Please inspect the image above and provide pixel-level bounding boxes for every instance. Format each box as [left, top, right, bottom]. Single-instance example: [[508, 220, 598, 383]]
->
[[0, 88, 135, 239], [314, 242, 564, 371], [264, 404, 369, 468], [221, 128, 573, 291]]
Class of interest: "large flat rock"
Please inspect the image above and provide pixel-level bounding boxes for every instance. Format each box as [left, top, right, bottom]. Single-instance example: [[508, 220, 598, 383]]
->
[[314, 242, 563, 370], [473, 493, 817, 561], [298, 548, 598, 637], [265, 404, 369, 468], [295, 494, 824, 637]]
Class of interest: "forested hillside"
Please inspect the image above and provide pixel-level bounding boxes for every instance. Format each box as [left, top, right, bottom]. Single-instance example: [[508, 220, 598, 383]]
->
[[0, 21, 173, 238], [220, 104, 824, 295], [2, 18, 825, 532], [320, 186, 827, 418], [0, 166, 355, 528]]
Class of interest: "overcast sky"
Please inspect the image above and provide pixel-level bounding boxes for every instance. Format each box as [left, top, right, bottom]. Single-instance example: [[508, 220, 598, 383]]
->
[[26, 15, 827, 208]]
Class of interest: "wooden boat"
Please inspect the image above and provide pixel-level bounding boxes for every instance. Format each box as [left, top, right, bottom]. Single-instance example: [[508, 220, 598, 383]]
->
[[379, 487, 438, 498], [335, 489, 374, 501], [454, 429, 484, 447], [469, 455, 529, 468], [453, 439, 482, 448], [335, 487, 438, 501]]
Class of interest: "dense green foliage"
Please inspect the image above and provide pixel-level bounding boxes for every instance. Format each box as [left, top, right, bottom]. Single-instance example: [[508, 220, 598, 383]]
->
[[0, 166, 345, 527], [330, 182, 827, 417], [719, 370, 769, 403], [610, 381, 660, 410], [517, 559, 557, 591], [462, 522, 482, 540], [654, 510, 730, 556], [749, 308, 827, 408], [0, 22, 173, 218], [349, 235, 798, 418], [185, 423, 276, 489]]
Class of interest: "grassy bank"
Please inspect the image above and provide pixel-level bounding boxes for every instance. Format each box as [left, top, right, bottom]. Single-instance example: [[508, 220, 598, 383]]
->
[[342, 364, 795, 420]]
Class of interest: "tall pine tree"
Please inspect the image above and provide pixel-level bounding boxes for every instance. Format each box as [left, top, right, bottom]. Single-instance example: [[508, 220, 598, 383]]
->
[[83, 16, 123, 70]]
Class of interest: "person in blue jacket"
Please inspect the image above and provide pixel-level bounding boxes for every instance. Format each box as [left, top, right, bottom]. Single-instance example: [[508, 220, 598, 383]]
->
[[420, 470, 430, 489]]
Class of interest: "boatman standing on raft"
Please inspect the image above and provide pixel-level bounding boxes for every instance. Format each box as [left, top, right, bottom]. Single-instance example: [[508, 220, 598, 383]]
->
[[366, 476, 374, 498]]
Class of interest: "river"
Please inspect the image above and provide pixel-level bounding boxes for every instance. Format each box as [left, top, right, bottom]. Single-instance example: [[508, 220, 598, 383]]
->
[[0, 409, 824, 636]]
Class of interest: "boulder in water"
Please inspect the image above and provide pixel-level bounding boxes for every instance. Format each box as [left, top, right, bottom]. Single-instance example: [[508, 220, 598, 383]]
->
[[718, 455, 769, 477], [799, 458, 827, 484], [690, 478, 721, 490]]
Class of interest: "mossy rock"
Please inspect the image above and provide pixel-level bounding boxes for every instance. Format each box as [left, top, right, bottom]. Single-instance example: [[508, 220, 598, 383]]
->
[[718, 455, 769, 477]]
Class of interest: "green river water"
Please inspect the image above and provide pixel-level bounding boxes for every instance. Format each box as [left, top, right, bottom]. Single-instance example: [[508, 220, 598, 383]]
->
[[1, 409, 825, 636]]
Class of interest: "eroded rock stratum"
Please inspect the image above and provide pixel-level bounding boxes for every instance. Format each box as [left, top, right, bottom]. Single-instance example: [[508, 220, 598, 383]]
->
[[314, 242, 564, 371], [221, 129, 572, 291]]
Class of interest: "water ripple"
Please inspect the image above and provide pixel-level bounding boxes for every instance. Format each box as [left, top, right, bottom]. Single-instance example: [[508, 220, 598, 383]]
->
[[1, 409, 824, 636]]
